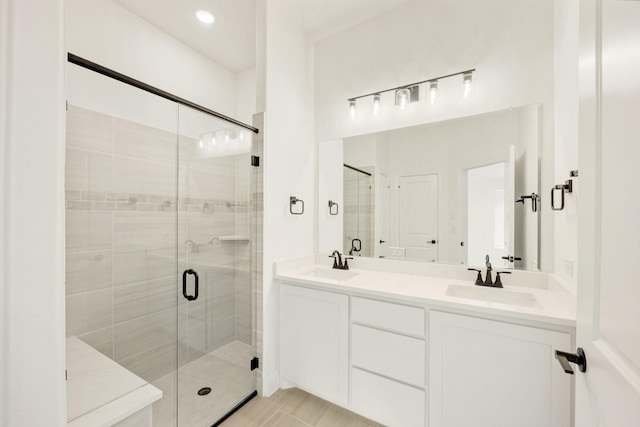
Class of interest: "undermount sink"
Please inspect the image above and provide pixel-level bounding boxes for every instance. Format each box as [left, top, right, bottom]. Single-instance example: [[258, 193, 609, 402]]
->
[[304, 268, 359, 281], [446, 284, 538, 308]]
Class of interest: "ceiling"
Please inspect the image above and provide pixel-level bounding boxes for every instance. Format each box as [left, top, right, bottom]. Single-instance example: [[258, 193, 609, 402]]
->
[[115, 0, 411, 73]]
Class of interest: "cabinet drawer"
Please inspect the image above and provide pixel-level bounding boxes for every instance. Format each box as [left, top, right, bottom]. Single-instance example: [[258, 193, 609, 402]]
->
[[351, 367, 425, 427], [352, 324, 425, 388], [352, 297, 425, 336]]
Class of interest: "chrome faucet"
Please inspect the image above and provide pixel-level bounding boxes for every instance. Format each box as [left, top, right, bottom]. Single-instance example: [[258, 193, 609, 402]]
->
[[467, 254, 511, 287], [329, 250, 353, 270]]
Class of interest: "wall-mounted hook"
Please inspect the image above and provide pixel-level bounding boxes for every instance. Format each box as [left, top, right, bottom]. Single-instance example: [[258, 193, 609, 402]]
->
[[290, 196, 304, 215], [328, 200, 339, 215]]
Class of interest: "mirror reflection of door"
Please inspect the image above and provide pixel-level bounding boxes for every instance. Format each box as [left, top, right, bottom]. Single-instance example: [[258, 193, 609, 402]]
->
[[464, 162, 511, 268], [398, 174, 438, 262], [343, 164, 373, 257], [377, 174, 390, 258]]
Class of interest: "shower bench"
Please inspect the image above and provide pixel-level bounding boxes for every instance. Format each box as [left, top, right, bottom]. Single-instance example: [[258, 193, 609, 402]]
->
[[66, 337, 162, 427]]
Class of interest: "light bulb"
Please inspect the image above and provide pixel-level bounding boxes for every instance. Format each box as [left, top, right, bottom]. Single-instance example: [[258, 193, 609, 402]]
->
[[396, 88, 410, 110], [463, 72, 473, 98], [429, 81, 438, 105], [349, 100, 357, 119], [198, 138, 204, 148], [196, 10, 215, 24], [373, 94, 381, 115]]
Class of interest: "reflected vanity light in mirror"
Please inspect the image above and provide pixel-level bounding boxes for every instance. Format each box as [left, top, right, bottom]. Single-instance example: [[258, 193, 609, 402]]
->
[[349, 99, 357, 119]]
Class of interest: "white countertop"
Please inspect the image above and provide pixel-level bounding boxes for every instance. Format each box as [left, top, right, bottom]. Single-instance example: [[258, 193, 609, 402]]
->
[[275, 256, 576, 328], [66, 337, 162, 426]]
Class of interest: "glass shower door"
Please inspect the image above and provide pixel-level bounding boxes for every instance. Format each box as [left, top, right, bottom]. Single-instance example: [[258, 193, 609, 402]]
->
[[175, 105, 257, 426]]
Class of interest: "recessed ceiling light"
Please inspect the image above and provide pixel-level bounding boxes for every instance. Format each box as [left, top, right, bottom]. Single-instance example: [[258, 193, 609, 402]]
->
[[195, 10, 215, 24]]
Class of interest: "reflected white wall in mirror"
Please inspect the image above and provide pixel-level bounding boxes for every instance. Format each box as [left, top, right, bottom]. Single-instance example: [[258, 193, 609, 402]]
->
[[318, 104, 540, 271]]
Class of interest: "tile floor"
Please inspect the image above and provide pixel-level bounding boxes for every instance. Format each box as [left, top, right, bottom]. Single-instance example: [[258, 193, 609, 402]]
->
[[221, 387, 383, 427]]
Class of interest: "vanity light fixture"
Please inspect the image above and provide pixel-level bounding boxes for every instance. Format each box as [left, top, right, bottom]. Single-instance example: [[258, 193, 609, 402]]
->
[[349, 99, 357, 119], [196, 10, 215, 24], [346, 68, 475, 117], [429, 80, 439, 105], [372, 93, 381, 115]]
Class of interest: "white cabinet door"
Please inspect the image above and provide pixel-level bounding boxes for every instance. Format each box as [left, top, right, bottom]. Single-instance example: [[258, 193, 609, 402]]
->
[[279, 284, 349, 406], [429, 311, 571, 427]]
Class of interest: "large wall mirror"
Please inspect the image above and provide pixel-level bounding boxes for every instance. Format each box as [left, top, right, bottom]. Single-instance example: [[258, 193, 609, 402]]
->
[[318, 104, 541, 271]]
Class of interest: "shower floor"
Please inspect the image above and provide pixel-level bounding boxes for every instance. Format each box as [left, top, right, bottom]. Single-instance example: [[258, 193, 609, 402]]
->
[[152, 340, 255, 427]]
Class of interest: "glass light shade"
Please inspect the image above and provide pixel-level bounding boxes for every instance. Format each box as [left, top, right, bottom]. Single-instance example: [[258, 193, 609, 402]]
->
[[373, 94, 381, 115], [397, 88, 410, 109]]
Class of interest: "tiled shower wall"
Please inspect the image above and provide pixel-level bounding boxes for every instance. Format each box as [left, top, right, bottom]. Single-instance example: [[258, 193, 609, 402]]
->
[[343, 166, 375, 257], [65, 105, 253, 381]]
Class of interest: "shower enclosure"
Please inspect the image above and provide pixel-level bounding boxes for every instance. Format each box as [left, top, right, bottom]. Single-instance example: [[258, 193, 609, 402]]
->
[[343, 164, 373, 257], [65, 56, 258, 426]]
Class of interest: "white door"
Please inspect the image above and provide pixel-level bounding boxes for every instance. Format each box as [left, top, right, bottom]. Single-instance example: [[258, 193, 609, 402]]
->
[[398, 175, 438, 262], [464, 163, 507, 268], [378, 174, 390, 258], [575, 0, 640, 425]]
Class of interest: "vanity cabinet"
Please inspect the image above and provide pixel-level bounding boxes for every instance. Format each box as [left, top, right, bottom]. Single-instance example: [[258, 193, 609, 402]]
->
[[429, 311, 572, 427], [279, 284, 349, 406], [279, 282, 573, 427]]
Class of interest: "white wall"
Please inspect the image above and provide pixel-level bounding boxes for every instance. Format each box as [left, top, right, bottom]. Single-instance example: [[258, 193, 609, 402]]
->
[[553, 0, 579, 291], [314, 0, 556, 272], [343, 133, 376, 167], [260, 0, 316, 395], [65, 0, 239, 118], [318, 140, 344, 254], [237, 67, 258, 124], [1, 0, 67, 424]]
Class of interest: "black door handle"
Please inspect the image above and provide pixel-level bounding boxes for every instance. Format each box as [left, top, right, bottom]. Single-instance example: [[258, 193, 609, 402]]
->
[[555, 347, 587, 374], [379, 240, 386, 244], [182, 269, 199, 301], [428, 240, 437, 244]]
